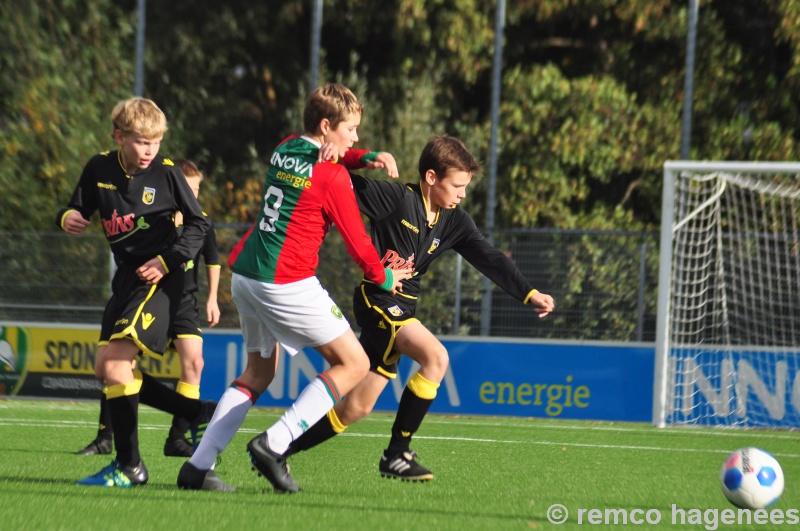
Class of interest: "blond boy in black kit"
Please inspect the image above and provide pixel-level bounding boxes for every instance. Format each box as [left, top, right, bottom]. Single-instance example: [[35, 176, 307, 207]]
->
[[58, 97, 215, 487]]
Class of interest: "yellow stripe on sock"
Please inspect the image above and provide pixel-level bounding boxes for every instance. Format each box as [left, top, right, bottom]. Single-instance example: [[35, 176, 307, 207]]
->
[[327, 409, 348, 434], [407, 372, 439, 400], [176, 381, 200, 399], [105, 379, 142, 399], [105, 369, 144, 398]]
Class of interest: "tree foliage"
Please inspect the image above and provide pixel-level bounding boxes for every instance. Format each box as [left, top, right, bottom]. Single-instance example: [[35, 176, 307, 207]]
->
[[4, 0, 800, 339], [0, 0, 134, 231], [5, 1, 799, 232]]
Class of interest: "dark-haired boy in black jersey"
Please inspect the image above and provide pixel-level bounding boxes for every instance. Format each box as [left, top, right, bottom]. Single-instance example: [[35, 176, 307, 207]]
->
[[284, 135, 555, 482], [57, 97, 214, 487]]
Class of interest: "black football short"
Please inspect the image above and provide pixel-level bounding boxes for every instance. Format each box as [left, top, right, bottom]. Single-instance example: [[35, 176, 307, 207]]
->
[[170, 292, 202, 340], [353, 283, 418, 379], [99, 263, 186, 357]]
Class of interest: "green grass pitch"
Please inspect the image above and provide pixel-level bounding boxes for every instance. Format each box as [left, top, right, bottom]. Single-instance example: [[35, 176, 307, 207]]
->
[[0, 399, 797, 530]]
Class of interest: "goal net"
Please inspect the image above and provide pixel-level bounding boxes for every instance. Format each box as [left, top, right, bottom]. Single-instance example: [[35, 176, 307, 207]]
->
[[653, 161, 800, 428]]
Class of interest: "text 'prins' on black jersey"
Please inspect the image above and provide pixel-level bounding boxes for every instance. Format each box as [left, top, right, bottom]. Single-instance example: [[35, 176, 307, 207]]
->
[[56, 151, 208, 271], [350, 173, 534, 303]]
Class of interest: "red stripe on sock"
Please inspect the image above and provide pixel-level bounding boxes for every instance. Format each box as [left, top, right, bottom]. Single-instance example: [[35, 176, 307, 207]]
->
[[317, 372, 341, 403], [232, 380, 260, 404]]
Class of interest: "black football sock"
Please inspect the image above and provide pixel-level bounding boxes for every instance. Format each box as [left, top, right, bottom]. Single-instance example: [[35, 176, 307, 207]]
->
[[386, 372, 439, 456], [96, 392, 113, 441], [169, 415, 191, 440], [106, 390, 140, 468], [138, 371, 201, 420], [168, 381, 199, 440]]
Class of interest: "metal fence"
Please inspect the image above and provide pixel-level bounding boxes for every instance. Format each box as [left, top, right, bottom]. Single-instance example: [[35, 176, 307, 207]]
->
[[0, 225, 659, 341]]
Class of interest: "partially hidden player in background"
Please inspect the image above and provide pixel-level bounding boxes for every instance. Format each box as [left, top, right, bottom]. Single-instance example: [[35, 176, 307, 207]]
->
[[57, 97, 216, 487], [176, 83, 412, 492], [75, 158, 222, 458], [283, 135, 555, 483]]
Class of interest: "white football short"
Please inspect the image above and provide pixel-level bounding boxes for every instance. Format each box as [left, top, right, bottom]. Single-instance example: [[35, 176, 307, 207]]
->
[[231, 273, 351, 358]]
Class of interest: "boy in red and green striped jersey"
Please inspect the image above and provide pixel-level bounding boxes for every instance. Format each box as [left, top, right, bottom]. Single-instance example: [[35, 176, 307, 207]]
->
[[285, 135, 556, 482], [177, 83, 411, 492]]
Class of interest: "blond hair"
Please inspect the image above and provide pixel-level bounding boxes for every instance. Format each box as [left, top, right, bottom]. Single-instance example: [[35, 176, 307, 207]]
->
[[110, 97, 168, 139], [303, 84, 363, 133]]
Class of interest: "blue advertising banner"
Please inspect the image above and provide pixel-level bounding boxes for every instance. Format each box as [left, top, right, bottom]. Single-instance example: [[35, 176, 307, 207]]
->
[[9, 323, 797, 426], [200, 332, 654, 422], [665, 348, 800, 428]]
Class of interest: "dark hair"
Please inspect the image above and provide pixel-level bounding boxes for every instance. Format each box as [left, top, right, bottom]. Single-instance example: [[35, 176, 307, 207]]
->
[[174, 159, 202, 179], [418, 135, 481, 180]]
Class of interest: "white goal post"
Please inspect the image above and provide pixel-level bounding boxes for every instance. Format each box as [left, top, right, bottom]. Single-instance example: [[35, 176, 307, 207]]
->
[[653, 161, 800, 428]]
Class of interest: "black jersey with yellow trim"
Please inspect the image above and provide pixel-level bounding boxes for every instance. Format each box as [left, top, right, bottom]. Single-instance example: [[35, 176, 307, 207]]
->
[[177, 212, 220, 294], [55, 150, 208, 271], [350, 172, 534, 303]]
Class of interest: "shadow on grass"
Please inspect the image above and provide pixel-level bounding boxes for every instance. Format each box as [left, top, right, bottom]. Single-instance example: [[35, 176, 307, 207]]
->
[[0, 474, 540, 524], [2, 446, 103, 456]]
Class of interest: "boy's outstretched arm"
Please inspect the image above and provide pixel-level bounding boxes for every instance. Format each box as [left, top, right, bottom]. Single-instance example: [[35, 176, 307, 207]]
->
[[321, 145, 400, 179], [361, 152, 399, 178], [527, 290, 555, 318], [321, 165, 411, 294], [454, 216, 556, 320]]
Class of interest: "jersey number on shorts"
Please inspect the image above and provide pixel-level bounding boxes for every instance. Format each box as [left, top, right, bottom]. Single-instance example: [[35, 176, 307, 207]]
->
[[259, 185, 284, 233]]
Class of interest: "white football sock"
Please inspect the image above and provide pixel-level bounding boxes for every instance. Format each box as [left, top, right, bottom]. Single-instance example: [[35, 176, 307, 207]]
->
[[189, 386, 252, 471], [267, 377, 335, 455]]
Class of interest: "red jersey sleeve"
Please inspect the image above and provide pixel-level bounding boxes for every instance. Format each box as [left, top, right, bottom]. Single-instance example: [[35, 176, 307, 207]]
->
[[319, 163, 387, 285], [341, 149, 371, 169]]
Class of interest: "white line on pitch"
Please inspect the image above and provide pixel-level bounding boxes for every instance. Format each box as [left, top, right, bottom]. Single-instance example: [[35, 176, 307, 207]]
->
[[2, 418, 799, 458]]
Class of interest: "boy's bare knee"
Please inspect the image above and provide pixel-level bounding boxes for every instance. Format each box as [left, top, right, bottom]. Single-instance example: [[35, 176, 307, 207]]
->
[[354, 354, 370, 377], [420, 347, 449, 380], [349, 403, 372, 423], [335, 398, 369, 424], [435, 348, 450, 371]]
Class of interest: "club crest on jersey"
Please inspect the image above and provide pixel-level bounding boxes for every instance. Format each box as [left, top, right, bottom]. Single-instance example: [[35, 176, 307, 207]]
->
[[142, 187, 156, 205], [331, 305, 344, 320], [427, 238, 440, 254], [387, 305, 404, 317]]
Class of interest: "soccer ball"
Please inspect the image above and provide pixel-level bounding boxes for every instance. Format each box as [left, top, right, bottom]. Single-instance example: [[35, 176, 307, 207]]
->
[[720, 447, 784, 509]]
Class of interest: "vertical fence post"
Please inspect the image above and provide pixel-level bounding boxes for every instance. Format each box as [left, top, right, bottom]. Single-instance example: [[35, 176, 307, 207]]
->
[[637, 240, 647, 342], [454, 254, 463, 335], [480, 0, 506, 336], [309, 0, 323, 94]]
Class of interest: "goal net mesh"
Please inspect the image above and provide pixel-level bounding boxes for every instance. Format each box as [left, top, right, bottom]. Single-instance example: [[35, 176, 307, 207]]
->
[[665, 169, 800, 427]]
